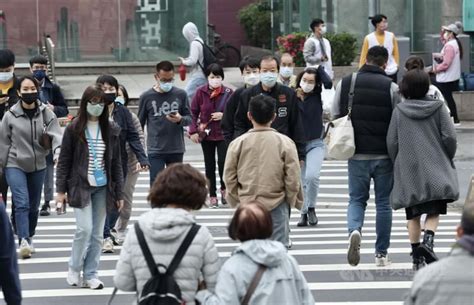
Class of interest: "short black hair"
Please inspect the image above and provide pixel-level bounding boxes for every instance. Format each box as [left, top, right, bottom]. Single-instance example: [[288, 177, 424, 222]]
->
[[369, 14, 387, 27], [96, 74, 119, 91], [239, 56, 260, 73], [0, 49, 15, 68], [29, 55, 48, 67], [366, 46, 389, 67], [249, 95, 276, 125], [310, 18, 325, 32], [156, 60, 174, 73], [399, 69, 430, 99], [260, 55, 280, 71], [205, 63, 224, 79], [405, 56, 425, 71], [118, 84, 130, 106], [461, 203, 474, 235]]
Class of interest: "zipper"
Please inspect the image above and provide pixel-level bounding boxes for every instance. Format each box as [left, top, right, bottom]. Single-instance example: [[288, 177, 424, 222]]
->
[[30, 118, 37, 171]]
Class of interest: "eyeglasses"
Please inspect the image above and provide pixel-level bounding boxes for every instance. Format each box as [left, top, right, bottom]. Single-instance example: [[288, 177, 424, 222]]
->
[[88, 100, 104, 106]]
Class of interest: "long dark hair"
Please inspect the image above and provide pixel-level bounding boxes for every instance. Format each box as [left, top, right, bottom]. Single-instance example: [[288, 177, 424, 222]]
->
[[71, 84, 109, 146], [295, 68, 321, 95], [454, 35, 463, 60]]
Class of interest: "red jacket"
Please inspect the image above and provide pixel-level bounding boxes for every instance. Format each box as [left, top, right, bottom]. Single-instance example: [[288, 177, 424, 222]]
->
[[189, 84, 233, 141]]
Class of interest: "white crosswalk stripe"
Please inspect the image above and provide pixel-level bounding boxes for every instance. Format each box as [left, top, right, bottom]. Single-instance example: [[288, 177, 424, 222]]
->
[[2, 157, 460, 305]]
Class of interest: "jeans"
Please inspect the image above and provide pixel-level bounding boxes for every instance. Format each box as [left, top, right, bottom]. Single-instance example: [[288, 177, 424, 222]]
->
[[5, 168, 46, 242], [270, 202, 290, 248], [115, 169, 140, 233], [148, 153, 184, 186], [43, 152, 54, 203], [70, 186, 107, 280], [435, 80, 459, 122], [301, 139, 325, 214], [185, 73, 207, 102], [201, 140, 227, 197], [347, 159, 393, 255]]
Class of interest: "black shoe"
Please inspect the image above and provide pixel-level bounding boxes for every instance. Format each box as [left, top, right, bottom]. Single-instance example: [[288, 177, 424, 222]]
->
[[307, 207, 318, 226], [411, 250, 427, 271], [418, 234, 438, 264], [40, 204, 50, 216], [297, 214, 308, 227]]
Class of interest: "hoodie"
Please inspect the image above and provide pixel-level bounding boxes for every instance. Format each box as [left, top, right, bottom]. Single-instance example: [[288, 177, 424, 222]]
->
[[196, 239, 314, 305], [182, 22, 204, 77], [114, 208, 219, 305], [387, 98, 459, 210]]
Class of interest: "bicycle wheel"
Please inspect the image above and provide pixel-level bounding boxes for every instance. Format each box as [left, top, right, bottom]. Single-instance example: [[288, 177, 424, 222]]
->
[[216, 44, 241, 67]]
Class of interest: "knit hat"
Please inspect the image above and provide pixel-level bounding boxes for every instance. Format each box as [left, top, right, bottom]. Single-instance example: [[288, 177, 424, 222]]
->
[[442, 22, 463, 36]]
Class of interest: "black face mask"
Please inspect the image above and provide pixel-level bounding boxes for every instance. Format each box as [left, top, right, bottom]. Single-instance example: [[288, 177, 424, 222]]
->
[[22, 92, 38, 105], [104, 93, 116, 105]]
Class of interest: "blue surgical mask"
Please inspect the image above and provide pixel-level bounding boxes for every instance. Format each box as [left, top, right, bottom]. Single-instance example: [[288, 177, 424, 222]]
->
[[86, 103, 104, 117], [260, 72, 278, 88], [115, 96, 125, 105], [33, 69, 47, 81], [0, 71, 13, 82], [280, 67, 294, 78], [160, 82, 173, 93]]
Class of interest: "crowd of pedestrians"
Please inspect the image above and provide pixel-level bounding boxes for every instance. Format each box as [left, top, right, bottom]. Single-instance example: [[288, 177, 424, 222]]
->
[[0, 15, 471, 305]]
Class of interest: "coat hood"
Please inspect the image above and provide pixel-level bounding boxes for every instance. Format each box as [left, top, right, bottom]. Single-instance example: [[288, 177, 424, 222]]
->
[[182, 22, 200, 43], [397, 98, 444, 120], [235, 239, 286, 268], [138, 208, 196, 241]]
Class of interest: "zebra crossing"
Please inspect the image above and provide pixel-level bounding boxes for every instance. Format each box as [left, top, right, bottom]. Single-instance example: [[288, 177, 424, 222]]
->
[[2, 153, 462, 305]]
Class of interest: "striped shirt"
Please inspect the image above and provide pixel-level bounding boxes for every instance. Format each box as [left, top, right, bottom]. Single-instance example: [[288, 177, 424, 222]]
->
[[86, 121, 106, 187]]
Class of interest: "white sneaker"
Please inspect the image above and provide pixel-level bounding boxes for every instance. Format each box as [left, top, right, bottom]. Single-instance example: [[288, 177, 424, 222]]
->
[[347, 230, 361, 266], [111, 229, 125, 245], [19, 239, 32, 259], [82, 278, 104, 290], [375, 253, 392, 267], [67, 269, 81, 286], [102, 237, 114, 253]]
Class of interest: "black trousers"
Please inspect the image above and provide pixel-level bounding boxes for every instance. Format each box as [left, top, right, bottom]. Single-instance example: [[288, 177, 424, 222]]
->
[[434, 80, 460, 123], [201, 140, 227, 197]]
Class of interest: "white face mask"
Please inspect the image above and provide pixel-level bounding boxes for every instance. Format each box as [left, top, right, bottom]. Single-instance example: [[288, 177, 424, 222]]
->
[[280, 67, 294, 78], [300, 80, 315, 93], [0, 71, 13, 83], [443, 32, 451, 41], [320, 25, 327, 35], [244, 73, 260, 86], [208, 77, 223, 89]]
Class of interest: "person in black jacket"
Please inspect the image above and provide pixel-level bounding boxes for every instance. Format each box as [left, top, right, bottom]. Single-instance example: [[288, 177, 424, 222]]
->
[[29, 55, 70, 216], [0, 201, 21, 305], [96, 75, 149, 254], [233, 55, 306, 160], [221, 56, 260, 145]]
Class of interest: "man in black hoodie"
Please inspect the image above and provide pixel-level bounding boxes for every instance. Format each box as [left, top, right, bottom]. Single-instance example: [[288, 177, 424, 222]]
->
[[233, 55, 305, 160]]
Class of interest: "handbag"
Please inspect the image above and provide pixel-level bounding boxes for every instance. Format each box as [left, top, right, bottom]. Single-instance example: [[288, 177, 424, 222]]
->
[[38, 110, 53, 150], [324, 72, 357, 160], [241, 264, 267, 305], [196, 89, 231, 142]]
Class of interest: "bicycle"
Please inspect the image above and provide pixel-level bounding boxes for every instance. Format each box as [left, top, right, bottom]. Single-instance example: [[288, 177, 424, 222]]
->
[[207, 23, 241, 67]]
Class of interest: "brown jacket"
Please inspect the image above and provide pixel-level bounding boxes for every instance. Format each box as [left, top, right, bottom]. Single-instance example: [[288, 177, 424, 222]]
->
[[223, 128, 303, 211]]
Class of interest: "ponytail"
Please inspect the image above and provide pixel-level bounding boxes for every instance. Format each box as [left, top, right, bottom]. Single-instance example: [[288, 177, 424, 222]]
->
[[454, 36, 463, 59]]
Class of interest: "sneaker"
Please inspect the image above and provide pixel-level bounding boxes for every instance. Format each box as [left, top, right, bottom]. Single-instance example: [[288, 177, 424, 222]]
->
[[112, 230, 126, 245], [102, 237, 114, 253], [220, 189, 227, 205], [40, 203, 50, 216], [375, 253, 392, 267], [30, 238, 35, 254], [82, 278, 104, 290], [19, 239, 32, 259], [209, 197, 219, 208], [307, 207, 318, 226], [67, 269, 81, 286], [297, 214, 308, 227], [287, 238, 293, 250], [110, 229, 123, 245], [347, 230, 361, 266]]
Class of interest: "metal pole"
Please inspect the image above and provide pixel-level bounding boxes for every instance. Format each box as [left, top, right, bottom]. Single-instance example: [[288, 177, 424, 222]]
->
[[270, 0, 274, 52], [36, 0, 40, 52], [118, 0, 122, 61]]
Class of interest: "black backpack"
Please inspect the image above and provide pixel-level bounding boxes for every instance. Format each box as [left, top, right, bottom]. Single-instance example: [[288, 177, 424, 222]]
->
[[108, 222, 201, 305], [195, 39, 217, 72]]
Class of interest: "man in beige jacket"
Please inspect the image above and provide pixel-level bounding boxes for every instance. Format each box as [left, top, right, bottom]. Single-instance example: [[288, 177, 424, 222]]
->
[[224, 95, 303, 248]]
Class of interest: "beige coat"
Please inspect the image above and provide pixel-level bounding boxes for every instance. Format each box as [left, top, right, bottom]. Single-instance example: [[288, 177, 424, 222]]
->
[[224, 128, 303, 211]]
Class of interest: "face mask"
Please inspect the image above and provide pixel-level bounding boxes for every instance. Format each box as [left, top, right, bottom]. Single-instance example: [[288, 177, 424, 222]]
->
[[160, 81, 173, 93], [33, 69, 46, 81], [21, 92, 38, 105], [104, 93, 116, 105], [87, 103, 105, 117], [280, 67, 294, 78], [0, 71, 13, 82], [260, 72, 278, 88], [115, 96, 125, 105], [244, 73, 260, 86], [320, 25, 327, 35], [208, 78, 223, 89], [300, 80, 315, 93]]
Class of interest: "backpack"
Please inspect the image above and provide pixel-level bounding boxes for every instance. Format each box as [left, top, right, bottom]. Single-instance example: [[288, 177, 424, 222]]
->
[[195, 39, 217, 72], [108, 222, 201, 305]]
